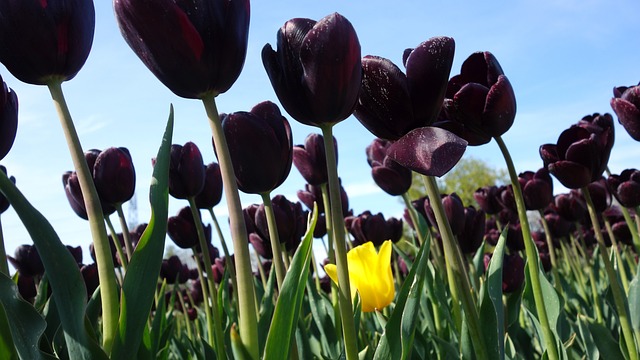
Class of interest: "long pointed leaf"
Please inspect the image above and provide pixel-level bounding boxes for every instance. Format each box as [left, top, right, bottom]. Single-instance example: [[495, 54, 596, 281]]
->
[[111, 106, 174, 358], [479, 227, 507, 359]]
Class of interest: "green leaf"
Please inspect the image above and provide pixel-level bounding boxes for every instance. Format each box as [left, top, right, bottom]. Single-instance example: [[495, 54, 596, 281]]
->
[[0, 300, 18, 360], [479, 227, 508, 359], [586, 318, 624, 359], [111, 106, 174, 358], [576, 315, 599, 360], [373, 231, 431, 360], [628, 264, 640, 333], [0, 167, 107, 360], [263, 207, 318, 360], [257, 266, 276, 355]]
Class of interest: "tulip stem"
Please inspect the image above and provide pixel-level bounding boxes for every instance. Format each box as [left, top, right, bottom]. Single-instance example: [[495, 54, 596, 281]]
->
[[47, 80, 119, 353], [202, 95, 258, 359], [260, 193, 287, 290], [401, 192, 426, 245], [320, 124, 358, 360], [603, 219, 630, 294], [619, 206, 640, 254], [187, 198, 226, 355], [423, 175, 487, 360], [538, 211, 563, 297], [495, 135, 559, 360], [104, 215, 128, 271], [0, 218, 8, 275], [115, 204, 134, 261], [582, 187, 638, 360], [208, 208, 239, 310]]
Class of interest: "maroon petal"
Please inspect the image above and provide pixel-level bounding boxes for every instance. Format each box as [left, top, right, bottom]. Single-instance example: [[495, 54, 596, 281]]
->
[[483, 75, 516, 137], [548, 161, 591, 189], [453, 82, 489, 130], [387, 127, 467, 177], [611, 98, 640, 141]]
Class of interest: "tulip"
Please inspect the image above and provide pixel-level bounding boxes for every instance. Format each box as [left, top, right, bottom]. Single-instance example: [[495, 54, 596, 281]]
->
[[519, 168, 553, 210], [347, 211, 403, 247], [0, 75, 18, 161], [7, 244, 44, 277], [484, 252, 525, 293], [167, 206, 212, 250], [543, 210, 572, 239], [458, 206, 485, 254], [575, 178, 611, 213], [366, 138, 412, 196], [473, 185, 504, 215], [540, 114, 614, 189], [63, 151, 117, 220], [441, 51, 516, 145], [607, 169, 640, 208], [114, 0, 250, 99], [611, 84, 640, 141], [168, 142, 205, 200], [293, 133, 336, 186], [81, 263, 99, 298], [93, 147, 136, 206], [16, 274, 37, 302], [353, 37, 455, 140], [553, 192, 587, 223], [254, 195, 307, 252], [324, 240, 394, 312], [262, 13, 361, 126], [423, 193, 465, 236], [160, 255, 190, 284], [221, 101, 293, 194], [66, 245, 83, 265], [194, 162, 223, 209], [0, 0, 95, 85]]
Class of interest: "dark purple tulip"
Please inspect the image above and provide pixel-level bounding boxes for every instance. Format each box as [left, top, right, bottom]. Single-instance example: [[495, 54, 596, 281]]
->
[[167, 206, 212, 250], [194, 162, 223, 209], [347, 211, 403, 247], [66, 245, 83, 265], [222, 101, 293, 194], [249, 232, 272, 259], [458, 206, 485, 254], [7, 245, 44, 277], [611, 85, 640, 141], [423, 193, 465, 236], [540, 114, 614, 189], [160, 255, 190, 284], [0, 75, 18, 160], [93, 147, 136, 206], [0, 0, 95, 85], [577, 178, 611, 213], [607, 169, 640, 208], [497, 185, 517, 213], [603, 206, 633, 246], [114, 0, 249, 99], [17, 274, 37, 302], [519, 168, 554, 210], [484, 252, 525, 293], [297, 181, 350, 217], [505, 223, 525, 252], [366, 138, 412, 196], [443, 52, 516, 145], [543, 210, 572, 239], [353, 37, 455, 140], [81, 263, 99, 298], [254, 195, 307, 252], [474, 185, 504, 215], [293, 133, 336, 186], [0, 166, 15, 214], [553, 192, 587, 223], [262, 13, 361, 126], [169, 142, 205, 199], [89, 233, 124, 267]]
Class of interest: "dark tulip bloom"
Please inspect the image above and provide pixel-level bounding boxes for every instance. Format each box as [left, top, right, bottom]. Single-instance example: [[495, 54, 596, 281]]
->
[[249, 232, 272, 259], [195, 162, 223, 209], [114, 0, 250, 99], [576, 178, 611, 213], [505, 223, 525, 252], [160, 255, 190, 284], [0, 0, 95, 85], [169, 142, 205, 199], [474, 185, 504, 215], [66, 245, 83, 265], [81, 263, 99, 298], [366, 138, 412, 196], [553, 192, 587, 223], [540, 114, 614, 189], [0, 75, 18, 161], [353, 37, 455, 140], [607, 169, 640, 208], [423, 193, 465, 236], [242, 203, 259, 234], [89, 233, 125, 267], [0, 166, 15, 214], [62, 172, 115, 220], [543, 210, 572, 239], [262, 13, 361, 126], [93, 147, 136, 206], [519, 168, 554, 210], [484, 252, 525, 293], [443, 51, 516, 145], [16, 274, 37, 302], [293, 133, 336, 186], [7, 245, 44, 277], [458, 206, 485, 254], [611, 85, 640, 141], [497, 185, 517, 212], [254, 195, 306, 252], [347, 210, 403, 247], [167, 206, 212, 250], [222, 101, 293, 194]]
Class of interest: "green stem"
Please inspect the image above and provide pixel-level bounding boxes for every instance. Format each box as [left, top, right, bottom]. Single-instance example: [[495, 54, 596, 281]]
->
[[0, 217, 8, 275], [208, 208, 239, 310], [104, 215, 128, 271], [202, 95, 258, 359], [187, 199, 225, 355], [47, 80, 119, 352], [401, 192, 426, 245], [320, 183, 334, 263], [538, 211, 563, 297], [320, 124, 358, 360], [582, 187, 638, 360], [619, 206, 640, 254], [191, 247, 215, 345], [115, 204, 134, 261], [423, 175, 487, 359], [494, 135, 558, 360], [604, 219, 630, 294], [259, 193, 287, 290]]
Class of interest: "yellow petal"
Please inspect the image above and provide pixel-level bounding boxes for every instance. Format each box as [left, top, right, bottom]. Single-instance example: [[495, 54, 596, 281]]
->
[[323, 263, 357, 300]]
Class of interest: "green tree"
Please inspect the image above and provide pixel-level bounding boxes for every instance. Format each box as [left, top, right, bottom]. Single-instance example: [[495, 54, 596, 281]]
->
[[407, 156, 508, 208]]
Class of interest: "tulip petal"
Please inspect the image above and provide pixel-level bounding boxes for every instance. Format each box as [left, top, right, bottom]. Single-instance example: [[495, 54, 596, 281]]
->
[[483, 75, 516, 137], [548, 161, 592, 189], [453, 82, 489, 131], [387, 127, 467, 177], [611, 98, 640, 141]]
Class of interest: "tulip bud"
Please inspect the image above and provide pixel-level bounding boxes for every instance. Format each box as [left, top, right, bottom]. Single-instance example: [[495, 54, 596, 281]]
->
[[0, 0, 95, 85], [8, 245, 44, 277], [473, 185, 504, 215], [347, 211, 403, 247], [169, 142, 205, 199], [293, 133, 335, 186], [194, 162, 223, 209], [576, 178, 611, 213], [0, 75, 18, 160], [553, 192, 587, 223], [423, 193, 465, 236], [167, 206, 211, 250], [93, 147, 136, 206], [520, 168, 553, 210], [607, 169, 640, 208], [484, 252, 524, 293], [254, 195, 306, 252], [458, 206, 485, 254], [160, 255, 190, 284], [366, 138, 412, 196], [81, 263, 99, 298], [611, 85, 640, 141]]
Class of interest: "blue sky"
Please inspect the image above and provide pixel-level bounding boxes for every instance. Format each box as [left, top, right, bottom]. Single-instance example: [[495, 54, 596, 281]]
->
[[1, 0, 640, 267]]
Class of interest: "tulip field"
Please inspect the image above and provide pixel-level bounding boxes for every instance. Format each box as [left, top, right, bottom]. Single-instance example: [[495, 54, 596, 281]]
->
[[0, 1, 639, 360]]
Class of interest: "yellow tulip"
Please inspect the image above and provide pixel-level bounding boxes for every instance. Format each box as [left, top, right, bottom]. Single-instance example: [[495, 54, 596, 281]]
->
[[324, 240, 395, 312]]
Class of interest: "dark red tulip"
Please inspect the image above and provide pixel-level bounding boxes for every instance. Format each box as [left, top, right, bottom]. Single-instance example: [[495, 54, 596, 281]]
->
[[540, 114, 614, 189], [473, 185, 504, 215], [611, 85, 640, 141], [366, 138, 412, 196], [484, 252, 525, 293], [262, 13, 361, 126], [0, 0, 95, 85], [603, 206, 633, 246], [576, 178, 611, 213], [505, 223, 525, 252], [254, 195, 307, 252], [519, 168, 554, 210], [0, 165, 15, 214], [543, 210, 572, 239], [293, 133, 336, 186], [222, 101, 292, 194], [607, 169, 640, 208], [0, 75, 17, 160], [89, 233, 125, 268], [114, 0, 250, 99], [160, 255, 190, 284], [8, 245, 44, 277], [66, 245, 83, 265], [63, 149, 116, 219], [442, 52, 516, 145], [423, 193, 465, 236], [16, 274, 37, 302], [353, 37, 455, 140], [347, 210, 403, 247], [248, 232, 272, 259], [553, 192, 587, 223], [169, 142, 205, 199], [93, 147, 136, 206], [194, 162, 223, 209], [297, 181, 350, 217], [458, 206, 485, 254], [81, 263, 99, 298], [167, 206, 212, 250]]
